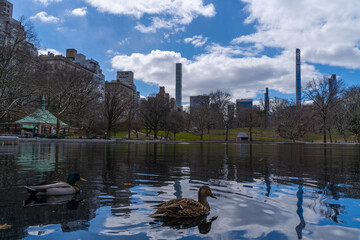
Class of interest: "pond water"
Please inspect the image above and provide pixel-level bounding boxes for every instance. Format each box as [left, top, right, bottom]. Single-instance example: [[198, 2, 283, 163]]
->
[[0, 142, 360, 240]]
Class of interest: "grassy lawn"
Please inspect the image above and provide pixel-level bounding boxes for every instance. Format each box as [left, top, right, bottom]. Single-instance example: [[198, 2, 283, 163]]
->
[[115, 128, 357, 143]]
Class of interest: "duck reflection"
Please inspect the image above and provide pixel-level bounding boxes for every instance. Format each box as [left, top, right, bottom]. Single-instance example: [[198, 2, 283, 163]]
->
[[23, 194, 82, 209], [152, 215, 218, 234]]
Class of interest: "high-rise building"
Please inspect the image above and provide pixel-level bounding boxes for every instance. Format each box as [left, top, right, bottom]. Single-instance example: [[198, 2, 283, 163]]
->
[[264, 88, 270, 113], [39, 48, 105, 88], [156, 86, 170, 102], [227, 103, 235, 118], [328, 74, 336, 93], [117, 71, 135, 89], [190, 95, 209, 112], [0, 0, 12, 18], [236, 99, 253, 109], [175, 63, 182, 107], [296, 48, 301, 105], [0, 0, 34, 52]]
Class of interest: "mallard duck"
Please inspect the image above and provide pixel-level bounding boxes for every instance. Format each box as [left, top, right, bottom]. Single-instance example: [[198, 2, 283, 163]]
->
[[150, 186, 217, 218], [24, 173, 86, 196]]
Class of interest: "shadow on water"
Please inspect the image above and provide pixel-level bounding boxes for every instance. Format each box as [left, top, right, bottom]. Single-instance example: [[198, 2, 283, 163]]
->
[[0, 142, 360, 239], [151, 216, 218, 234]]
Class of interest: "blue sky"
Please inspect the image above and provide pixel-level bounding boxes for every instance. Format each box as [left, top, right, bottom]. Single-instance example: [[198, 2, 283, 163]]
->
[[12, 0, 360, 104]]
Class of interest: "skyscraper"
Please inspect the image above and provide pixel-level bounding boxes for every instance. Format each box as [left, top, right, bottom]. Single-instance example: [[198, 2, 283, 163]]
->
[[175, 63, 182, 107], [236, 99, 253, 109], [190, 95, 209, 113], [0, 0, 13, 18], [296, 48, 301, 105], [328, 74, 336, 93], [264, 88, 269, 113]]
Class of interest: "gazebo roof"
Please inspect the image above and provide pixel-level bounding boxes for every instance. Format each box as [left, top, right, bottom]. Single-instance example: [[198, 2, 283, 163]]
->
[[15, 109, 68, 126]]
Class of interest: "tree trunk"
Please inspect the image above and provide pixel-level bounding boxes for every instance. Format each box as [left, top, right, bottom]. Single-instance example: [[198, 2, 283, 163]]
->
[[173, 132, 176, 141], [154, 126, 158, 139], [200, 132, 203, 141], [328, 128, 333, 143], [106, 122, 111, 138], [225, 127, 229, 141], [249, 126, 253, 141], [323, 118, 327, 143]]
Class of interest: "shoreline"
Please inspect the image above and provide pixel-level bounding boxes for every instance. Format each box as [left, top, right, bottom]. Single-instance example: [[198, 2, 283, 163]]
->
[[5, 137, 359, 145], [1, 135, 359, 145]]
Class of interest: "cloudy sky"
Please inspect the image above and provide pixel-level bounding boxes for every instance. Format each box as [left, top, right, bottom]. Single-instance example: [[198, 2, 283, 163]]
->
[[13, 0, 360, 103]]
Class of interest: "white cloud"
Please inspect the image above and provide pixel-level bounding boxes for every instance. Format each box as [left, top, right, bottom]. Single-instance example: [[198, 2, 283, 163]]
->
[[84, 0, 215, 33], [33, 0, 62, 6], [232, 0, 360, 69], [110, 48, 319, 102], [184, 35, 208, 47], [30, 11, 60, 23], [38, 48, 62, 56], [71, 7, 87, 16], [118, 38, 129, 46]]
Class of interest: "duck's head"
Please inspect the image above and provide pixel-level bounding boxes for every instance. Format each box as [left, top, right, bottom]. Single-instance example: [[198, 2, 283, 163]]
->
[[199, 186, 217, 200], [67, 173, 87, 185]]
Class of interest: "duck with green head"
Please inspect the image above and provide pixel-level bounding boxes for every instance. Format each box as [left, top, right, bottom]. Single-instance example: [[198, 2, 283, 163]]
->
[[25, 173, 87, 196]]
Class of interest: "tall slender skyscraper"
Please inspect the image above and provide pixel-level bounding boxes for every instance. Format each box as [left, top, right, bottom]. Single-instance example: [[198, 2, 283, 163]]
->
[[264, 88, 269, 113], [175, 63, 182, 107], [296, 49, 301, 105]]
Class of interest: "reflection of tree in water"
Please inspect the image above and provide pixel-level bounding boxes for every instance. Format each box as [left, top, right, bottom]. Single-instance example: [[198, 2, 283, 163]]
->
[[314, 147, 344, 224]]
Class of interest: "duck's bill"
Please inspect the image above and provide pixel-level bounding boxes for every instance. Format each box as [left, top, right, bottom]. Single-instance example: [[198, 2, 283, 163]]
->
[[80, 177, 87, 182], [210, 193, 217, 199]]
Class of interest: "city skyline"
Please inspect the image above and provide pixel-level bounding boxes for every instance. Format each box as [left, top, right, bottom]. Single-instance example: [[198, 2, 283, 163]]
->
[[11, 0, 360, 103]]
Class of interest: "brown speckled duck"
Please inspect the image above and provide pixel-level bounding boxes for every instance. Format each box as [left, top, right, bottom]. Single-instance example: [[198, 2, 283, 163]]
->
[[151, 186, 217, 218], [24, 173, 86, 196]]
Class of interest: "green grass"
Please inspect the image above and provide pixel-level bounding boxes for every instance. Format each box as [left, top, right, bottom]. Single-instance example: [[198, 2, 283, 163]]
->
[[115, 128, 358, 143], [112, 131, 128, 138]]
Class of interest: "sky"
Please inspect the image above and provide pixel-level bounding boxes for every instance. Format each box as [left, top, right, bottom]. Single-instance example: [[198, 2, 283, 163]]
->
[[11, 0, 360, 104]]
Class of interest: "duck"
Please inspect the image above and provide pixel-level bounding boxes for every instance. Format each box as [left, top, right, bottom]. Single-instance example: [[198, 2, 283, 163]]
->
[[24, 173, 86, 196], [150, 186, 217, 218]]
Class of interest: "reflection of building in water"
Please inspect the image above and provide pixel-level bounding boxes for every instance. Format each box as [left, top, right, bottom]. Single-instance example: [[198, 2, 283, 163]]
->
[[296, 184, 305, 239], [16, 143, 59, 175], [236, 143, 248, 157], [174, 180, 182, 199]]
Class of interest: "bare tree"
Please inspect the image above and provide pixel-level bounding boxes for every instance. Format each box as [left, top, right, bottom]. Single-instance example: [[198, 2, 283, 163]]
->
[[191, 105, 211, 141], [104, 82, 132, 138], [304, 76, 344, 143], [140, 95, 170, 139], [68, 91, 104, 136], [165, 111, 185, 140], [0, 17, 39, 121], [209, 90, 232, 141], [237, 107, 261, 141], [343, 86, 360, 142], [38, 68, 100, 135], [275, 100, 311, 142]]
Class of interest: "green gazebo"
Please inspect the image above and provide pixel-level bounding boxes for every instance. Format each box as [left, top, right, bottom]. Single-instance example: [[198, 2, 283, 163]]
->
[[15, 96, 68, 135]]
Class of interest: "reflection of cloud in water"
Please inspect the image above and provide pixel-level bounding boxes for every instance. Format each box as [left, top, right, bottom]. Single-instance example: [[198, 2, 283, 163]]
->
[[27, 225, 57, 236]]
